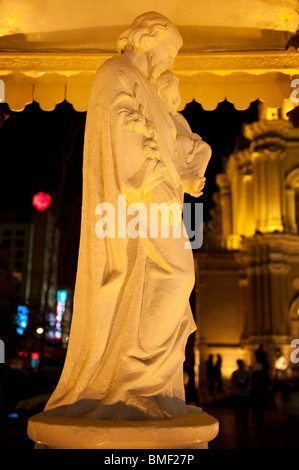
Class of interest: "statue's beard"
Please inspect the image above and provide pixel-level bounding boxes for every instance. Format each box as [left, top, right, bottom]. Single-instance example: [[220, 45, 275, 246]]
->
[[147, 50, 170, 83]]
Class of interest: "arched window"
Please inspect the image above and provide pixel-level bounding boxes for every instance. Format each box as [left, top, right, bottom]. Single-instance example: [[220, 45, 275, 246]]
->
[[289, 296, 299, 339], [285, 167, 299, 233], [296, 189, 299, 229]]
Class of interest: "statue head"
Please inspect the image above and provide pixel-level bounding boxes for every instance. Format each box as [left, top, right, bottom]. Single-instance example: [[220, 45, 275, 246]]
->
[[155, 70, 181, 114], [117, 11, 183, 82]]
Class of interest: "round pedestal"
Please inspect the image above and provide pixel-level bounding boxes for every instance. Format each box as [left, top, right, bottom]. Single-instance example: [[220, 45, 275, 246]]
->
[[27, 410, 219, 449]]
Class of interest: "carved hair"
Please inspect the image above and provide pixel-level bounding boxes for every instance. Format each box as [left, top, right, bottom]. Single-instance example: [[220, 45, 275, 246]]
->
[[117, 11, 182, 54]]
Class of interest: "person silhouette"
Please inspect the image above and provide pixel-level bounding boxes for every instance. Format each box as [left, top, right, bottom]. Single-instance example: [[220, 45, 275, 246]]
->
[[214, 354, 222, 393], [251, 361, 267, 425], [206, 355, 215, 396], [231, 359, 250, 428]]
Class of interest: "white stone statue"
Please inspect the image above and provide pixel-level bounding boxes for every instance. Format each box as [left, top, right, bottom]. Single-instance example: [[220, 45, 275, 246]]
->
[[43, 11, 210, 421]]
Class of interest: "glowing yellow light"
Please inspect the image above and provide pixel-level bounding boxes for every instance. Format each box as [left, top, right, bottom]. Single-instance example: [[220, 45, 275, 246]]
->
[[36, 327, 44, 335], [275, 356, 288, 371], [242, 175, 252, 183], [265, 224, 283, 233], [227, 234, 241, 250], [265, 107, 279, 121], [282, 98, 295, 120], [278, 12, 295, 23], [12, 271, 22, 281]]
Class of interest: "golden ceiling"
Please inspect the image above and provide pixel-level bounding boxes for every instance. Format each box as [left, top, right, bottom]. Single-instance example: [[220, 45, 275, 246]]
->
[[0, 0, 298, 112]]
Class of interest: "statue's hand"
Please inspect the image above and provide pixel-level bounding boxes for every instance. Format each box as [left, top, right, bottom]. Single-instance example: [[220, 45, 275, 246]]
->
[[183, 177, 206, 198], [186, 189, 203, 198], [196, 176, 206, 191]]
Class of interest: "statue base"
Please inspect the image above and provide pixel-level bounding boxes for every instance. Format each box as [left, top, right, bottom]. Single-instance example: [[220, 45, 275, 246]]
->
[[27, 408, 219, 449]]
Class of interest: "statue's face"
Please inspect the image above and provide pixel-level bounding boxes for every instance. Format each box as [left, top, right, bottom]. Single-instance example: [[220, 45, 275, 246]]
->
[[147, 29, 182, 82]]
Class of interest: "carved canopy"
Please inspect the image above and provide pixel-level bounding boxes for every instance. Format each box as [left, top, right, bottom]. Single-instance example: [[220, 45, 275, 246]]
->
[[0, 0, 299, 112]]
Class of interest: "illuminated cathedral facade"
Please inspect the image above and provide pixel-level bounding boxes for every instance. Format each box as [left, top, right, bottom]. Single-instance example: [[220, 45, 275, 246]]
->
[[193, 103, 299, 394]]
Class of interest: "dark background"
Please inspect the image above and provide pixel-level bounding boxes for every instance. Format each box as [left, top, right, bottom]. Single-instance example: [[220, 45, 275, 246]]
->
[[0, 98, 259, 289], [3, 99, 299, 452]]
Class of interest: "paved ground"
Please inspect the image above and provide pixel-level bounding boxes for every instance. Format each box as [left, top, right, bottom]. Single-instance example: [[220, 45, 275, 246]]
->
[[204, 406, 298, 449], [0, 413, 34, 450], [0, 406, 298, 450], [1, 367, 298, 451]]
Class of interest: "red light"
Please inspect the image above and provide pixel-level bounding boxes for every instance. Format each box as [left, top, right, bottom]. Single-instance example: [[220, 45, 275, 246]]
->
[[18, 351, 28, 357], [32, 192, 52, 211], [31, 352, 39, 360]]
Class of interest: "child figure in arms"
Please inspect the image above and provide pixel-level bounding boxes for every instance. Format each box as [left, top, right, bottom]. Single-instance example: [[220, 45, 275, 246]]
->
[[155, 71, 211, 197]]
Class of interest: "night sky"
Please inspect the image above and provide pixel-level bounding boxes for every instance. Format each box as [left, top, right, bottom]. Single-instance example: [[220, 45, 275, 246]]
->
[[0, 99, 259, 217], [0, 98, 259, 288]]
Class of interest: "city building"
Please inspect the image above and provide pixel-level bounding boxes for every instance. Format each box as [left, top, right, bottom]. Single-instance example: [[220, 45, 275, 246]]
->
[[0, 208, 71, 347], [194, 103, 299, 396], [1, 0, 299, 388]]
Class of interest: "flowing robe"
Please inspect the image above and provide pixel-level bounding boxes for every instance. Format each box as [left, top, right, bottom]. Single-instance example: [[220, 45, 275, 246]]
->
[[44, 55, 197, 420]]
